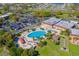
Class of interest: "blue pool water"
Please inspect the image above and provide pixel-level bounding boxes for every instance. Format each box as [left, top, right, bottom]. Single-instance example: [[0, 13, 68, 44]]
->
[[27, 31, 46, 39]]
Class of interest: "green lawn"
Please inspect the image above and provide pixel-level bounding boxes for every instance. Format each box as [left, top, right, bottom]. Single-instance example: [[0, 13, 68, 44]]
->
[[36, 40, 79, 56]]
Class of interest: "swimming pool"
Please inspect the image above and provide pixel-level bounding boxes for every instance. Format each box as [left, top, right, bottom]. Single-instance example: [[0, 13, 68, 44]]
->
[[27, 31, 46, 39]]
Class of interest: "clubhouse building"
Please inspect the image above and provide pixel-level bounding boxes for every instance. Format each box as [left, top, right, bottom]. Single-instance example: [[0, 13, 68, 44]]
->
[[41, 17, 79, 44]]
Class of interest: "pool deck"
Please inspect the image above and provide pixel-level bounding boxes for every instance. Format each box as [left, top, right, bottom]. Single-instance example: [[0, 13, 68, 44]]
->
[[18, 31, 32, 49], [18, 27, 60, 49], [18, 30, 38, 49]]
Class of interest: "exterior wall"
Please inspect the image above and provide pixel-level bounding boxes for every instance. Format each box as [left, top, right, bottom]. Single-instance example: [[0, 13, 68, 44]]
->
[[70, 35, 79, 43], [41, 23, 62, 35], [76, 24, 79, 28], [41, 23, 66, 34], [53, 25, 66, 31], [41, 23, 53, 30], [55, 30, 61, 35], [41, 23, 66, 31]]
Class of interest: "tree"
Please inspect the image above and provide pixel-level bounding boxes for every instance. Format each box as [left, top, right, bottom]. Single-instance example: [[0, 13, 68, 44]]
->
[[0, 31, 14, 49], [45, 31, 53, 39], [0, 31, 13, 47], [32, 10, 52, 22], [39, 40, 47, 47], [0, 18, 3, 26], [69, 4, 77, 10], [9, 13, 19, 22], [4, 32, 12, 40], [0, 10, 3, 15], [16, 33, 21, 37], [60, 29, 70, 37], [21, 49, 28, 56], [27, 47, 39, 56], [9, 47, 24, 56], [0, 38, 3, 47], [3, 5, 9, 12], [27, 47, 34, 56], [0, 30, 6, 47], [55, 11, 63, 15], [65, 4, 77, 10], [32, 50, 39, 56], [74, 11, 79, 18], [6, 39, 15, 49]]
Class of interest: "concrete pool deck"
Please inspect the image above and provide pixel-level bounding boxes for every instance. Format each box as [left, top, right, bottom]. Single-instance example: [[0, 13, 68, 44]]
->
[[18, 27, 60, 49]]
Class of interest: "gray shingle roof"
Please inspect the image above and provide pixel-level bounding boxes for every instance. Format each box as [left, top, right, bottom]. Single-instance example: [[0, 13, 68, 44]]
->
[[55, 20, 76, 29], [43, 18, 77, 29], [43, 17, 61, 25], [43, 17, 79, 36], [70, 29, 79, 36]]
